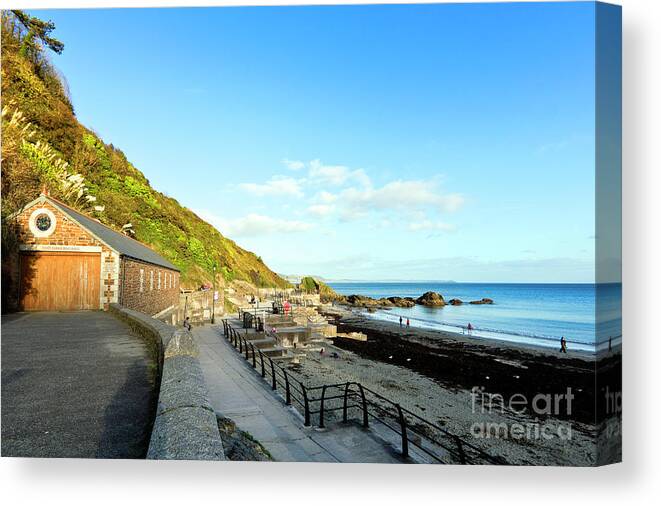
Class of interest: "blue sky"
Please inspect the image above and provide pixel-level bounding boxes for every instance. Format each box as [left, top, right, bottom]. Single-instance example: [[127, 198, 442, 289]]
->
[[32, 2, 599, 282]]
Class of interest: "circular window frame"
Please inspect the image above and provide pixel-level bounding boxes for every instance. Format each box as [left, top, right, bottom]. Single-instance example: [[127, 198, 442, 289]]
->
[[28, 208, 57, 238]]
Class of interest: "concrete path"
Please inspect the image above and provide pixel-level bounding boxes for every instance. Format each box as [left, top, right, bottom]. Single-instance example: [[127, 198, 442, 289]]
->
[[1, 312, 157, 458], [194, 324, 405, 463]]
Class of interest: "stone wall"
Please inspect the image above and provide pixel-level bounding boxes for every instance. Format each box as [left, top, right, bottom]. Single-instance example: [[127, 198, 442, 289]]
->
[[109, 304, 225, 461], [119, 257, 180, 316]]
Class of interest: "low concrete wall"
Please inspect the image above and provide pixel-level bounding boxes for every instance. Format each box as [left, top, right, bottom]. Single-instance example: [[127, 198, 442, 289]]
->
[[109, 304, 225, 461]]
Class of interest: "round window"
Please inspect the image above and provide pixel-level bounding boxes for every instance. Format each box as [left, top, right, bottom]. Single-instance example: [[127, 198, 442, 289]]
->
[[35, 213, 52, 232], [28, 207, 57, 238]]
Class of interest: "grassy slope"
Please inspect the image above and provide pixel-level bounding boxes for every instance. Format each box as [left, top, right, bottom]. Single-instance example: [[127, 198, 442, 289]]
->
[[1, 18, 288, 289], [299, 276, 341, 301]]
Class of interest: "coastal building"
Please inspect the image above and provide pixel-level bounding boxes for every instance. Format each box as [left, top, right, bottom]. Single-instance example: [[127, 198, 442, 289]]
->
[[10, 193, 180, 314]]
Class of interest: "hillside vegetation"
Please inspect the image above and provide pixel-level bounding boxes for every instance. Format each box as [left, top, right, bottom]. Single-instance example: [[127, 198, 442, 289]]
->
[[298, 276, 341, 302], [1, 11, 288, 292]]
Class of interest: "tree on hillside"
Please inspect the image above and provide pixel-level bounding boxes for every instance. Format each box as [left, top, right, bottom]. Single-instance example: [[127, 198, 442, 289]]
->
[[10, 10, 64, 58]]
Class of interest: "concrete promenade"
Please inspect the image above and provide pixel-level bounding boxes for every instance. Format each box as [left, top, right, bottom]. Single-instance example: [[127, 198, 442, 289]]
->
[[194, 324, 404, 463], [1, 312, 157, 458]]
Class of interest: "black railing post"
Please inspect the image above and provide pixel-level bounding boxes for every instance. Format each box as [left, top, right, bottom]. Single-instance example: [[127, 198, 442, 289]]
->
[[239, 334, 243, 353], [319, 385, 328, 428], [244, 338, 250, 360], [269, 357, 276, 390], [301, 382, 311, 427], [251, 343, 256, 368], [259, 350, 265, 378], [455, 436, 467, 464], [284, 369, 291, 405], [396, 404, 409, 458], [357, 383, 369, 428], [342, 382, 351, 423]]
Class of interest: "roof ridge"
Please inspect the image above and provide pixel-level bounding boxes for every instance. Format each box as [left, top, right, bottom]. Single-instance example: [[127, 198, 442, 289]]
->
[[47, 195, 120, 232], [44, 195, 179, 271], [48, 196, 167, 256]]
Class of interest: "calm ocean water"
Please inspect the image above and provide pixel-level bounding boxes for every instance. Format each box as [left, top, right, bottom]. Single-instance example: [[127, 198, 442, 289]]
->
[[327, 282, 622, 353]]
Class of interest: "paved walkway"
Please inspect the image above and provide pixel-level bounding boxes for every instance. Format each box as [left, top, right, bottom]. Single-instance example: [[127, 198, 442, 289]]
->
[[1, 312, 157, 458], [194, 324, 404, 463]]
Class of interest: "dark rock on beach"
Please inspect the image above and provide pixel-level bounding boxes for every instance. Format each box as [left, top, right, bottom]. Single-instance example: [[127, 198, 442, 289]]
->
[[344, 294, 414, 309], [387, 296, 416, 308], [448, 298, 463, 306], [415, 291, 446, 307], [469, 298, 494, 305], [346, 294, 378, 307]]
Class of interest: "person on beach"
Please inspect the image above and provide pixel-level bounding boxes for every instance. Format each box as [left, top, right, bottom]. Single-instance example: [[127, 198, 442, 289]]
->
[[406, 318, 410, 327], [609, 336, 612, 352], [183, 317, 191, 331], [560, 336, 567, 353], [399, 316, 403, 327], [467, 322, 473, 335]]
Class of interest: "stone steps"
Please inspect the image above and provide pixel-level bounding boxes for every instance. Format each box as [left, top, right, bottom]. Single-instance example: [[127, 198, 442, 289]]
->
[[261, 346, 288, 357], [245, 337, 278, 349]]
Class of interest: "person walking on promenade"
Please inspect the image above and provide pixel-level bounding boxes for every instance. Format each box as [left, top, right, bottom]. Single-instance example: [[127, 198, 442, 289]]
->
[[560, 336, 568, 353], [184, 317, 192, 331], [399, 316, 403, 327]]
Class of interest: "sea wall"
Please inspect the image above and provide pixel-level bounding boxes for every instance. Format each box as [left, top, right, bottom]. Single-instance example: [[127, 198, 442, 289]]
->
[[109, 304, 225, 460]]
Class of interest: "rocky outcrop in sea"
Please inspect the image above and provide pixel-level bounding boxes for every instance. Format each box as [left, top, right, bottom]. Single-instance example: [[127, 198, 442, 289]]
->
[[415, 291, 446, 307], [337, 291, 492, 309]]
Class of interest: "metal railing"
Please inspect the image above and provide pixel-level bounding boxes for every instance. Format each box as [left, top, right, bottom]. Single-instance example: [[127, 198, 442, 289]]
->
[[221, 319, 504, 465]]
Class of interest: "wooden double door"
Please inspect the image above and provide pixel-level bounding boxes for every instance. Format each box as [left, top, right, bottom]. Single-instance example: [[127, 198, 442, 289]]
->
[[19, 252, 101, 311]]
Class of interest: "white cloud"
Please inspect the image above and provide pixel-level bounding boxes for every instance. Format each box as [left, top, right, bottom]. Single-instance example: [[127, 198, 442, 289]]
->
[[238, 176, 303, 198], [408, 220, 455, 232], [340, 180, 464, 219], [307, 204, 334, 217], [232, 159, 465, 232], [308, 159, 371, 187], [282, 158, 305, 171], [316, 191, 337, 204], [195, 210, 313, 238], [227, 214, 312, 237], [279, 255, 595, 283]]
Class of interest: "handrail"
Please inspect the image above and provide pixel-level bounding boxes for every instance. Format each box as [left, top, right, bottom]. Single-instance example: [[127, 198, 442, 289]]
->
[[220, 318, 503, 464]]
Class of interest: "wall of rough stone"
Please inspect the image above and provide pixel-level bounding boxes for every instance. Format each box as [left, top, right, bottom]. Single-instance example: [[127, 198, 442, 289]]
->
[[119, 257, 180, 316], [108, 304, 225, 461]]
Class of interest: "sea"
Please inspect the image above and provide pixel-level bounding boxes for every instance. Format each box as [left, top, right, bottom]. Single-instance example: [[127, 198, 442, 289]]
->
[[326, 282, 622, 354]]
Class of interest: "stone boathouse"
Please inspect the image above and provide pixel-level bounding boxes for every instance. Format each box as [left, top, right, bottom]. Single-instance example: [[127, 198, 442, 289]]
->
[[9, 193, 179, 314]]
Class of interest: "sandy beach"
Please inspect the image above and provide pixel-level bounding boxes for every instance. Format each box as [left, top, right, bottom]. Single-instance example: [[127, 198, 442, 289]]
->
[[282, 306, 622, 465]]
